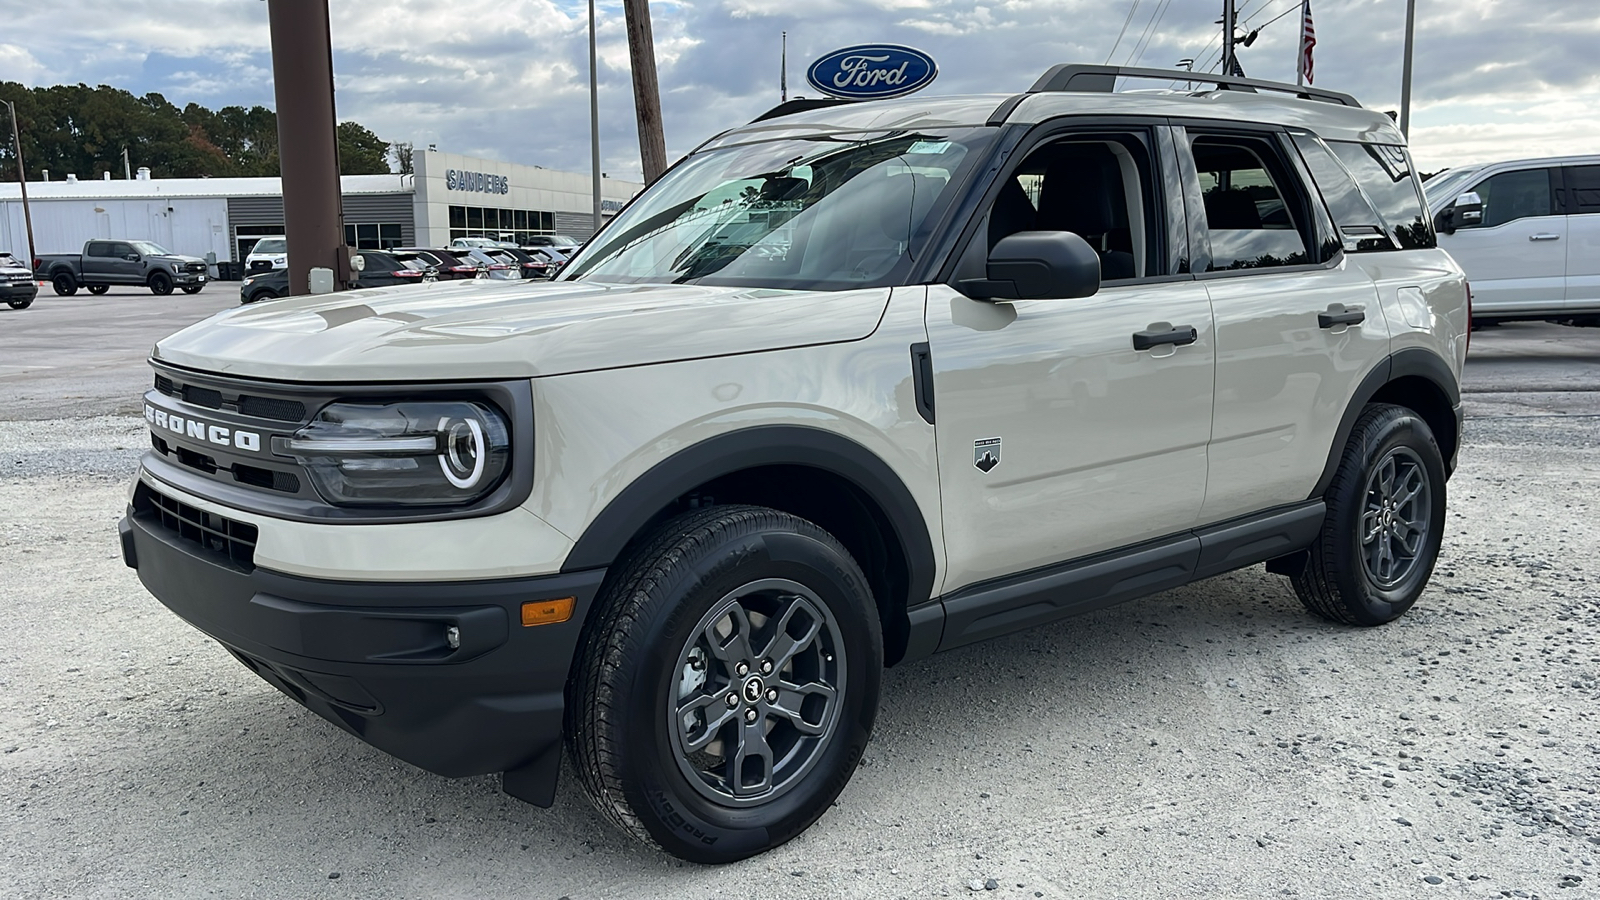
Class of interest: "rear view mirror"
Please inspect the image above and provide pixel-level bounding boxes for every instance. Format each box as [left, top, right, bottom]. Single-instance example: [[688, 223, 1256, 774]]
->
[[958, 231, 1101, 302]]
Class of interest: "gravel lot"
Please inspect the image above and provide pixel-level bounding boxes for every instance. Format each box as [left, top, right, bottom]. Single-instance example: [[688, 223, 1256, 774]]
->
[[2, 305, 1598, 898]]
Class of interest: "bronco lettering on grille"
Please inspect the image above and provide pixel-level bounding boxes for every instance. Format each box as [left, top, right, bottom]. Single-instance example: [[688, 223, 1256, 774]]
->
[[146, 404, 262, 452]]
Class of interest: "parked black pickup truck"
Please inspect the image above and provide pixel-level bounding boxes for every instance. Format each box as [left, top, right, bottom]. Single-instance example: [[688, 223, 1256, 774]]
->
[[34, 240, 208, 296]]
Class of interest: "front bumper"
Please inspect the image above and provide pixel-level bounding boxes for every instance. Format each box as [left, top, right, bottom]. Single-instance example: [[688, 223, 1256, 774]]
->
[[0, 280, 38, 301], [119, 503, 604, 806]]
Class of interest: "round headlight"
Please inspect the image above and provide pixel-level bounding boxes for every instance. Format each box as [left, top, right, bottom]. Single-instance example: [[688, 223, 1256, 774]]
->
[[286, 400, 511, 507]]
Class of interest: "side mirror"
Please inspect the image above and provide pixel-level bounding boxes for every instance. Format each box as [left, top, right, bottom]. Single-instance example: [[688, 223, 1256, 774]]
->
[[959, 231, 1101, 302], [1453, 191, 1483, 227], [1440, 191, 1484, 234], [124, 253, 140, 262]]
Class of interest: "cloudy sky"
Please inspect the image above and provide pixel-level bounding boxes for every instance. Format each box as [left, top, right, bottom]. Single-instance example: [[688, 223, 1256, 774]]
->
[[4, 0, 1597, 179]]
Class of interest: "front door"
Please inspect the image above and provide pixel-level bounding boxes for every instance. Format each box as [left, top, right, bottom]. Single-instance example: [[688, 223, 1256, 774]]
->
[[926, 126, 1215, 594], [1436, 166, 1565, 316]]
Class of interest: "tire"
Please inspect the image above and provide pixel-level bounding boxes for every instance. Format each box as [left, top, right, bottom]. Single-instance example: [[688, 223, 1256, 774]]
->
[[181, 285, 204, 294], [52, 273, 77, 296], [1291, 403, 1447, 626], [87, 284, 110, 296], [244, 289, 277, 305], [148, 272, 173, 296], [568, 504, 882, 863], [6, 298, 32, 310]]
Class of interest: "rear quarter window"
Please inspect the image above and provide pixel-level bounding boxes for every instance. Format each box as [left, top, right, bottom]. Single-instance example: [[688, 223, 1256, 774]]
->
[[1326, 141, 1436, 250]]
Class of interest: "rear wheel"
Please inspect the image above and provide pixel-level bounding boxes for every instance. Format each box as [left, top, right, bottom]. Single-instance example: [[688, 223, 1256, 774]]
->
[[568, 505, 882, 863], [1291, 404, 1446, 625], [148, 272, 173, 295], [52, 273, 77, 296], [87, 284, 110, 296]]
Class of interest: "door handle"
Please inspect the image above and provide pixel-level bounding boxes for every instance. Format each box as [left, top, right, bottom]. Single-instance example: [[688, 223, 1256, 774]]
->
[[1132, 323, 1198, 351], [1318, 304, 1366, 329], [1529, 233, 1561, 241]]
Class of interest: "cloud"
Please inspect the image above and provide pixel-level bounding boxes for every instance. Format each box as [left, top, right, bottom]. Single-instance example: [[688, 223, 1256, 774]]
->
[[6, 0, 1598, 179]]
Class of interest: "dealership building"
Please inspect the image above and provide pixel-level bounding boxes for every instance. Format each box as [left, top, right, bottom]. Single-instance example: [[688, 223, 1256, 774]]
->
[[0, 150, 642, 264]]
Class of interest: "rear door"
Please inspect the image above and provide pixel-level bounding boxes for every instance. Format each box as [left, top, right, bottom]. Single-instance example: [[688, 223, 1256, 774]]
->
[[1562, 164, 1600, 313], [1177, 125, 1389, 524], [1435, 166, 1565, 316]]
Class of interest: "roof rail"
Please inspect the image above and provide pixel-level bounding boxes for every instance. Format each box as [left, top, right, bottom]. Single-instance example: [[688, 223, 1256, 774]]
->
[[1028, 63, 1361, 108]]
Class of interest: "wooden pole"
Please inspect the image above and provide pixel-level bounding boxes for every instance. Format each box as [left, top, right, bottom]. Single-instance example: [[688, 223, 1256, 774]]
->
[[5, 101, 36, 269], [622, 0, 668, 183], [267, 0, 346, 295]]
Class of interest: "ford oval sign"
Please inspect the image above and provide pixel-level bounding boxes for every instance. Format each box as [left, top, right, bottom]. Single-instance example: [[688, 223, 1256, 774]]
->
[[806, 44, 938, 100]]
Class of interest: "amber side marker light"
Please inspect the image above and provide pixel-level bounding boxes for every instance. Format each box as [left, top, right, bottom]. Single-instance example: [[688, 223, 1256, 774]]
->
[[522, 597, 575, 627]]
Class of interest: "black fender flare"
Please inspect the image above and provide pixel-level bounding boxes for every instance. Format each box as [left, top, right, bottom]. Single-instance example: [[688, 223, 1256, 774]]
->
[[560, 424, 938, 617], [1309, 347, 1461, 499]]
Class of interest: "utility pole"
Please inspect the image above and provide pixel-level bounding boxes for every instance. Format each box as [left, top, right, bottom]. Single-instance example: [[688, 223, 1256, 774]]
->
[[781, 32, 788, 102], [1221, 0, 1235, 77], [1399, 0, 1417, 137], [589, 0, 601, 235], [621, 0, 667, 183], [122, 146, 131, 180], [266, 0, 345, 296], [4, 100, 36, 268]]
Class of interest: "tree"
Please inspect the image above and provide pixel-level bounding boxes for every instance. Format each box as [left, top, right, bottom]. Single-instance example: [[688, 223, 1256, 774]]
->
[[0, 82, 390, 179], [336, 121, 389, 175], [389, 140, 414, 175]]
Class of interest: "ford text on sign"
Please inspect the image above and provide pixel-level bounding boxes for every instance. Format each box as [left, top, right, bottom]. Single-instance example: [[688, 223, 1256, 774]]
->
[[805, 44, 938, 100]]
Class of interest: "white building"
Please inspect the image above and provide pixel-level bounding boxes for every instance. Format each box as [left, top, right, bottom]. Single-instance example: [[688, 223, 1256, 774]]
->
[[0, 150, 641, 264]]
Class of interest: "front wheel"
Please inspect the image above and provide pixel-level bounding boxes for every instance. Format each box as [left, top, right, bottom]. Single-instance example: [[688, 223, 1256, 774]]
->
[[52, 273, 77, 296], [148, 272, 173, 295], [180, 285, 204, 294], [87, 284, 110, 296], [568, 505, 882, 863], [6, 298, 32, 310], [1291, 403, 1447, 625]]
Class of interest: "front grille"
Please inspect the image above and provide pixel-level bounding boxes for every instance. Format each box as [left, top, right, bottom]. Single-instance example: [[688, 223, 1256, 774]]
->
[[233, 464, 301, 494], [154, 375, 178, 397], [184, 262, 207, 274], [182, 385, 223, 409], [135, 483, 258, 571], [238, 395, 306, 423]]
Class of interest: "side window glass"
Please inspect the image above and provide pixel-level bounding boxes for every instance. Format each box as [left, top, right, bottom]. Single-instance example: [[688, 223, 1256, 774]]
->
[[112, 243, 136, 258], [1326, 142, 1435, 249], [987, 132, 1161, 281], [1291, 134, 1391, 252], [1191, 135, 1309, 270], [1565, 165, 1600, 215], [1464, 168, 1552, 229]]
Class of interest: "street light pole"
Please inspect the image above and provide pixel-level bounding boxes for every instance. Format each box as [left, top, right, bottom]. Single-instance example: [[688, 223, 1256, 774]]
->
[[589, 0, 601, 235], [4, 100, 36, 268], [266, 0, 345, 296], [1399, 0, 1417, 138], [1222, 0, 1235, 76]]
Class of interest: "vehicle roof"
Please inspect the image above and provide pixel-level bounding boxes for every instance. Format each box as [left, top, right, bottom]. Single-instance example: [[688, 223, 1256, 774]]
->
[[1435, 154, 1600, 171], [707, 85, 1405, 150]]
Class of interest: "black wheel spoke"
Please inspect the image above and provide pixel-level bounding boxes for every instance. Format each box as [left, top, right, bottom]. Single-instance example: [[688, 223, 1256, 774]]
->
[[704, 603, 755, 665], [760, 593, 822, 670], [730, 717, 775, 797], [770, 681, 836, 736], [676, 691, 737, 753]]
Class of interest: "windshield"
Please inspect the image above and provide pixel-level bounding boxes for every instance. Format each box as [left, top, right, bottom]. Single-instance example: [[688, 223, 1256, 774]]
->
[[561, 130, 987, 290], [1422, 166, 1483, 210], [252, 239, 287, 254], [131, 241, 171, 256], [549, 234, 579, 245]]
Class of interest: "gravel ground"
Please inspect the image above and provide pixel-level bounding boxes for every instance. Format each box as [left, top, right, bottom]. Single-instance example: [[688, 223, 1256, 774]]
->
[[1, 409, 1597, 899]]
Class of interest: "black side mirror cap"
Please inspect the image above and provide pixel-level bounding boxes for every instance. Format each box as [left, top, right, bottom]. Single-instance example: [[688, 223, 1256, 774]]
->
[[959, 231, 1101, 302]]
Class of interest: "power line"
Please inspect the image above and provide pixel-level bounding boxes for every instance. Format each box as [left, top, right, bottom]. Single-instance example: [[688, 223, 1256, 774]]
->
[[1128, 0, 1176, 67], [1105, 0, 1144, 65]]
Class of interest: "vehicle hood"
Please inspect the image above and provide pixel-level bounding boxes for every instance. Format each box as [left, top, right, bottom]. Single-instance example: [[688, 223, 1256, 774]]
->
[[154, 279, 891, 381], [156, 254, 206, 264]]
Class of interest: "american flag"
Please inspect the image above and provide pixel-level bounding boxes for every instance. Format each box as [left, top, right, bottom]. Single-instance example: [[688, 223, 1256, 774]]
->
[[1298, 0, 1317, 85]]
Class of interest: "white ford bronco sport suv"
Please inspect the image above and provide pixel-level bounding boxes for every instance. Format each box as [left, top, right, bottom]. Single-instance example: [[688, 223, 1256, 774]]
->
[[119, 65, 1467, 863]]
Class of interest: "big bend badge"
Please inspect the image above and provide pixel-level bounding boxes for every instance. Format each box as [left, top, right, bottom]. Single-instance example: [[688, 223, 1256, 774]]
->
[[974, 437, 1001, 473]]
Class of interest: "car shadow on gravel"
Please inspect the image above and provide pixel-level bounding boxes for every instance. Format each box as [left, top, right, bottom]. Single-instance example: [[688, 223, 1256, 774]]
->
[[68, 564, 1362, 878]]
